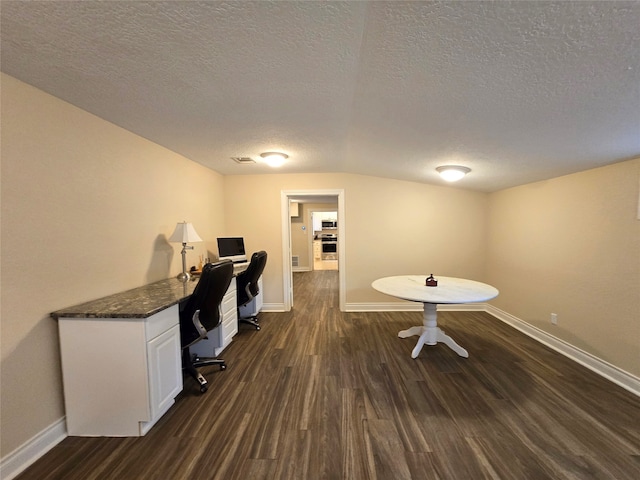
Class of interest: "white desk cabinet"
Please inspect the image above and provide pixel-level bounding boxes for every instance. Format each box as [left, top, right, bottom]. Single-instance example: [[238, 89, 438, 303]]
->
[[52, 274, 244, 437], [57, 304, 182, 437]]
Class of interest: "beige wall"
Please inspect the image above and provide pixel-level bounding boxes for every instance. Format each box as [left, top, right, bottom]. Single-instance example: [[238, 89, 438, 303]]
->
[[224, 173, 489, 306], [0, 74, 226, 456], [486, 159, 640, 376], [290, 203, 311, 269]]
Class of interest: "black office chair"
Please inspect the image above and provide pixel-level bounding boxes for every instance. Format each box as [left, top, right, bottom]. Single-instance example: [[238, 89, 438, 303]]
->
[[179, 259, 233, 393], [236, 250, 267, 330]]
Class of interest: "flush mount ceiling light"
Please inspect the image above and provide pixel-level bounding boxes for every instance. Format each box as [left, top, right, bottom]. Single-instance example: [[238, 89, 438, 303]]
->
[[260, 152, 289, 168], [436, 165, 471, 182]]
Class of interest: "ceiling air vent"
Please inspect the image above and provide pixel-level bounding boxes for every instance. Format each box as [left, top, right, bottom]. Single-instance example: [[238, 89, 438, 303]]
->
[[231, 157, 256, 164]]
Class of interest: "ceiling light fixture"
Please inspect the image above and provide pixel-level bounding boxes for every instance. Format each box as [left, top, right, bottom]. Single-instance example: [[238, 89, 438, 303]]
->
[[260, 152, 289, 168], [436, 165, 471, 182]]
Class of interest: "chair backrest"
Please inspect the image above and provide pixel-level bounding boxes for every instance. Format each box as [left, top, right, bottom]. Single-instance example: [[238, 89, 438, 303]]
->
[[180, 259, 234, 348], [236, 250, 267, 306]]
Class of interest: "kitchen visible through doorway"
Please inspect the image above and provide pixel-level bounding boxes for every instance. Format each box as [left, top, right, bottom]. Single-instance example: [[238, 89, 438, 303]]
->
[[312, 211, 338, 271]]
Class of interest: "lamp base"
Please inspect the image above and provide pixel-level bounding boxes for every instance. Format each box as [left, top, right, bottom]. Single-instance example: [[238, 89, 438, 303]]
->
[[176, 272, 191, 283]]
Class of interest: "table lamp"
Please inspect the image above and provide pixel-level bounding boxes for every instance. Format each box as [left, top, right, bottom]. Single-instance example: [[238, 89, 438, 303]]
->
[[169, 221, 203, 282]]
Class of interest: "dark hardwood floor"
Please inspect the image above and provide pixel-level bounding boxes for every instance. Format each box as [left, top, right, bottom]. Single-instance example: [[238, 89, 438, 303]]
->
[[18, 270, 640, 479]]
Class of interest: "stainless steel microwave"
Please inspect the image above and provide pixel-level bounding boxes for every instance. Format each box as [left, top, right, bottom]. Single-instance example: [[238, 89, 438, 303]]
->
[[321, 220, 337, 229]]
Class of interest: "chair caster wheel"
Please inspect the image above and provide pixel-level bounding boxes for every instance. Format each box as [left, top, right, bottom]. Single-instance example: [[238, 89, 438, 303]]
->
[[256, 325, 261, 331], [220, 364, 227, 370], [200, 384, 208, 393]]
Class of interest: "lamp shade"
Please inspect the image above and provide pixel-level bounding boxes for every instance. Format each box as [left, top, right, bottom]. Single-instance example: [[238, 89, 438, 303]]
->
[[168, 222, 203, 243]]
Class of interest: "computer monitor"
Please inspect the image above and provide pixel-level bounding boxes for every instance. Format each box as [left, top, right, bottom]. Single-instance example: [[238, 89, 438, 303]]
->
[[217, 237, 247, 264]]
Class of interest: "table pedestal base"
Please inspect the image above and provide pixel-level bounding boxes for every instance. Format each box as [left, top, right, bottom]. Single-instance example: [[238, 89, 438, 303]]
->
[[398, 303, 468, 359]]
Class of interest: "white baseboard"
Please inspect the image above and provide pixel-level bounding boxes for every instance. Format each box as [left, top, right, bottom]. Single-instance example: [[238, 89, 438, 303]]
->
[[437, 303, 489, 312], [486, 305, 640, 397], [346, 302, 422, 312], [292, 266, 311, 272], [261, 302, 286, 312], [0, 417, 67, 480], [345, 302, 489, 312]]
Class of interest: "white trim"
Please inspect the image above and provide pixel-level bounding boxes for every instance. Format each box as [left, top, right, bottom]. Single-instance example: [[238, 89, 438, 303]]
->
[[346, 302, 422, 312], [345, 302, 491, 312], [281, 193, 293, 311], [292, 266, 311, 273], [486, 305, 640, 397], [437, 303, 489, 312], [261, 302, 286, 312], [281, 189, 346, 312], [0, 417, 67, 480]]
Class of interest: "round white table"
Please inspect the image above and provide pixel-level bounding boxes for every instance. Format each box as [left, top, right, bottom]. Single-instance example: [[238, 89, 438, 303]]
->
[[372, 275, 499, 359]]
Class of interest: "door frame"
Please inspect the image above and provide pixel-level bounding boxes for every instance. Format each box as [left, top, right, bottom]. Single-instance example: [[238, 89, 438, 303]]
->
[[281, 189, 345, 311]]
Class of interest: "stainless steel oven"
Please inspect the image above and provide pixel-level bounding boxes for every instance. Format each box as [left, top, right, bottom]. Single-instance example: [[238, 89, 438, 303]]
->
[[320, 234, 338, 260]]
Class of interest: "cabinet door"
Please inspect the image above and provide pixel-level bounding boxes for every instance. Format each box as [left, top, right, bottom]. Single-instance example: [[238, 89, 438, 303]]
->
[[312, 213, 322, 232], [146, 324, 182, 424], [289, 201, 299, 217]]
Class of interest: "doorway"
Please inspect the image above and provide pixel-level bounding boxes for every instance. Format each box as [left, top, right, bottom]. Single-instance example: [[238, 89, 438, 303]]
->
[[281, 189, 345, 312], [311, 210, 338, 271]]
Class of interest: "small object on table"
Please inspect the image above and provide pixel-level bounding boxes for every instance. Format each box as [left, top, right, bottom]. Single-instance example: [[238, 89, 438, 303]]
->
[[425, 274, 438, 286]]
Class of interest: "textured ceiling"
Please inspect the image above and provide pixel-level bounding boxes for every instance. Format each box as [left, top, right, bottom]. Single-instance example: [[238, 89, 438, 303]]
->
[[2, 1, 639, 192]]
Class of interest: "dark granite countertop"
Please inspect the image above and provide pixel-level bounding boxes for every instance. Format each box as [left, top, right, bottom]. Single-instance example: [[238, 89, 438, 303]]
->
[[51, 277, 199, 319]]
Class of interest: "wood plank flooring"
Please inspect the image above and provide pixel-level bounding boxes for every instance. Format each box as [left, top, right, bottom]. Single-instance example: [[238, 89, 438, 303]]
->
[[17, 270, 640, 479]]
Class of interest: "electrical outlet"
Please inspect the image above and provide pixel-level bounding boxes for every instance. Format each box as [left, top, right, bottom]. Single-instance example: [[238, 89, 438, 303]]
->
[[551, 313, 558, 325]]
